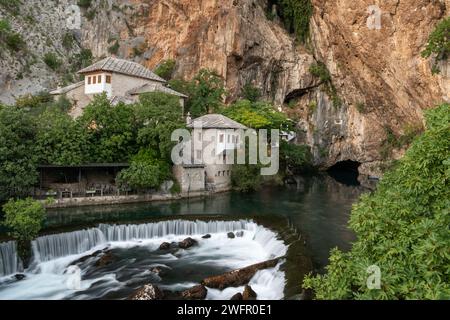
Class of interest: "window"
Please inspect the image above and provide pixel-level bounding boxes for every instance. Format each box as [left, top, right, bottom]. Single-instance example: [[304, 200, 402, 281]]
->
[[227, 170, 230, 176], [217, 171, 221, 177], [106, 75, 111, 84], [98, 75, 102, 83], [93, 76, 97, 84], [219, 134, 224, 143], [198, 132, 202, 141], [196, 150, 202, 160], [228, 135, 231, 143], [87, 77, 91, 85], [223, 154, 226, 162], [223, 171, 226, 176]]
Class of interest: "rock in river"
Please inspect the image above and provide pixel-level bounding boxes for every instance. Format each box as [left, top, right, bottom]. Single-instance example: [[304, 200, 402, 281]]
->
[[181, 285, 208, 300], [230, 292, 243, 300], [129, 284, 165, 300], [95, 251, 116, 268], [227, 232, 236, 239], [178, 237, 198, 249], [159, 242, 171, 250], [243, 285, 257, 300]]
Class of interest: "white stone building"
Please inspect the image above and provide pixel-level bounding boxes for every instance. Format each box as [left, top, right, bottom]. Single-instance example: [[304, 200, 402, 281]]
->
[[173, 114, 247, 194], [50, 57, 187, 118]]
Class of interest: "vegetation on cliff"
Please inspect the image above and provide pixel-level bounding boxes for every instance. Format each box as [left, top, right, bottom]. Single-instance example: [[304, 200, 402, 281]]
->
[[304, 103, 450, 299], [422, 17, 450, 74]]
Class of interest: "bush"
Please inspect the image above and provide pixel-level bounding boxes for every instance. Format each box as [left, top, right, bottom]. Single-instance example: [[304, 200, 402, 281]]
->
[[43, 52, 62, 71], [241, 83, 261, 102], [108, 41, 120, 55], [269, 0, 313, 43], [5, 32, 26, 52], [231, 164, 263, 193], [280, 141, 312, 172], [116, 150, 170, 191], [422, 17, 450, 74], [154, 59, 176, 80], [62, 32, 75, 50], [77, 0, 92, 8], [304, 103, 450, 300], [2, 198, 45, 243]]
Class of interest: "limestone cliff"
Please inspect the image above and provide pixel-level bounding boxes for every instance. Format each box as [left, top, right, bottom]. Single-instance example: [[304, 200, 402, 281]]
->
[[0, 0, 448, 176]]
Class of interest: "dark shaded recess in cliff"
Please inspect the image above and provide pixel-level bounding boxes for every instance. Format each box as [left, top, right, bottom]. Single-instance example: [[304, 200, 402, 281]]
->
[[327, 161, 361, 186]]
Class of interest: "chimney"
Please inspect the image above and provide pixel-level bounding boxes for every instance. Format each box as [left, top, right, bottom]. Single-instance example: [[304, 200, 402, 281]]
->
[[186, 112, 192, 125]]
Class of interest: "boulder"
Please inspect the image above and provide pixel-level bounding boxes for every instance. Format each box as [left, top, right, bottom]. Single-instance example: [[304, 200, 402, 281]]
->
[[230, 292, 243, 300], [202, 234, 212, 239], [235, 231, 244, 238], [14, 274, 26, 281], [178, 237, 198, 249], [201, 258, 280, 290], [159, 242, 171, 250], [181, 285, 208, 300], [95, 251, 116, 267], [129, 284, 165, 300], [243, 285, 257, 300], [227, 232, 236, 239]]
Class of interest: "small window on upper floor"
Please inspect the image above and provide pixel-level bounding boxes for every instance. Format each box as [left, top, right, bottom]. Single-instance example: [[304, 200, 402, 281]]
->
[[92, 76, 97, 84], [98, 75, 102, 83], [87, 76, 91, 85], [198, 132, 202, 141], [219, 134, 224, 143], [106, 75, 111, 84]]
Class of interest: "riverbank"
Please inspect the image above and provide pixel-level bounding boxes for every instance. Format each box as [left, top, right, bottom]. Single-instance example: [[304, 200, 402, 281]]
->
[[43, 188, 231, 209]]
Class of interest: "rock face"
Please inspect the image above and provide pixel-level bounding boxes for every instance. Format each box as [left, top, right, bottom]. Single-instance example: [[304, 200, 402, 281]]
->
[[129, 284, 165, 300], [1, 0, 448, 175]]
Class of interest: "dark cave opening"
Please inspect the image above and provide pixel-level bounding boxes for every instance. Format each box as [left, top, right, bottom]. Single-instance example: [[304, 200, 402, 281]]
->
[[327, 160, 361, 186]]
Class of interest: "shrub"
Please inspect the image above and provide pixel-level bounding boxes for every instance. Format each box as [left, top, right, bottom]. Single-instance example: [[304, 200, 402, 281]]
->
[[62, 32, 75, 50], [304, 103, 450, 300], [77, 0, 92, 8], [270, 0, 313, 43], [422, 17, 450, 74], [241, 83, 261, 102], [5, 32, 26, 52], [154, 59, 176, 80], [43, 52, 62, 71], [108, 41, 120, 55]]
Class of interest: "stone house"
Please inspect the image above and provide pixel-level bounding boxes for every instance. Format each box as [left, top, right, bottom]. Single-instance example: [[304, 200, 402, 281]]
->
[[50, 57, 187, 118], [173, 114, 247, 194]]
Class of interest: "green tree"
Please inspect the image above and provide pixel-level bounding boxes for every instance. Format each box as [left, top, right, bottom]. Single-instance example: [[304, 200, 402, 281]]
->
[[188, 69, 226, 117], [271, 0, 313, 43], [0, 106, 38, 201], [78, 94, 138, 163], [231, 164, 264, 193], [36, 109, 87, 165], [304, 103, 450, 300], [422, 17, 450, 74], [280, 141, 312, 172], [2, 198, 46, 265], [116, 150, 170, 191], [135, 92, 184, 161], [221, 99, 292, 130], [154, 59, 176, 80]]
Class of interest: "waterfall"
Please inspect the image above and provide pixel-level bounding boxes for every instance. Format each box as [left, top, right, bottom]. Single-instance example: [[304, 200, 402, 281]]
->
[[0, 241, 22, 277], [31, 220, 278, 262], [32, 229, 106, 262]]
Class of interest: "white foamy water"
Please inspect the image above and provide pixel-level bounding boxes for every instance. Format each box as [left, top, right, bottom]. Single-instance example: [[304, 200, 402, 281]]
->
[[0, 241, 22, 277], [0, 220, 287, 300]]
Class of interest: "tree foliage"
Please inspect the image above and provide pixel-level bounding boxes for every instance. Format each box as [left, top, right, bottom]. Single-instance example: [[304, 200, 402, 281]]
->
[[304, 103, 450, 300], [36, 109, 87, 165], [221, 99, 292, 130], [116, 150, 170, 191], [170, 69, 226, 117], [2, 198, 45, 243], [0, 106, 38, 201], [135, 92, 184, 161], [78, 94, 138, 163]]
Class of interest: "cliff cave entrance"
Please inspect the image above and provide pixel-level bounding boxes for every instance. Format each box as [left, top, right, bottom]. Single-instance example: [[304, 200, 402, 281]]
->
[[327, 160, 361, 186]]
